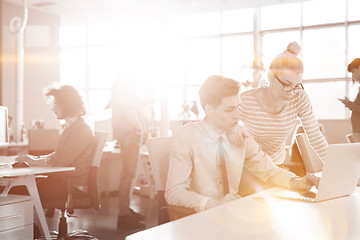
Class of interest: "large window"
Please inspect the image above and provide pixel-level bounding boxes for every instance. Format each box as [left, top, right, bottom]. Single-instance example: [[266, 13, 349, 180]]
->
[[59, 0, 360, 128], [302, 27, 346, 79], [260, 0, 360, 119]]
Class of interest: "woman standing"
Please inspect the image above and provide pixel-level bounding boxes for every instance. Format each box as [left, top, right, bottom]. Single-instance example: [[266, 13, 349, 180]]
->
[[238, 42, 328, 166]]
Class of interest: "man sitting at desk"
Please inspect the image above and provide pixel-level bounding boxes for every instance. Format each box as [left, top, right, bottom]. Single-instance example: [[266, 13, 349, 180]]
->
[[14, 85, 95, 204], [165, 75, 318, 212]]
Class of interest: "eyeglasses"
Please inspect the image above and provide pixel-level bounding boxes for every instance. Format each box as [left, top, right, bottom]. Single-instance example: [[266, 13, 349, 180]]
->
[[274, 74, 304, 93]]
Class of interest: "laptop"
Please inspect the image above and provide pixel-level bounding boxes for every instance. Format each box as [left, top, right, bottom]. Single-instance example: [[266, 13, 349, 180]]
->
[[273, 143, 360, 202]]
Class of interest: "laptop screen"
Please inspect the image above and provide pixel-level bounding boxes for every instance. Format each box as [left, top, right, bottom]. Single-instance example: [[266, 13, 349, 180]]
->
[[0, 106, 9, 147]]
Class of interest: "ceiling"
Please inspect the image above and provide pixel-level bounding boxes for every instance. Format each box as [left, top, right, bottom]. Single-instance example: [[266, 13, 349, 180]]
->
[[5, 0, 308, 24]]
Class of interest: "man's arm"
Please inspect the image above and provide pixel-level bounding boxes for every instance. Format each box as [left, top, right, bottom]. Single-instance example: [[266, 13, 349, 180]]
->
[[243, 136, 315, 191], [165, 130, 213, 212]]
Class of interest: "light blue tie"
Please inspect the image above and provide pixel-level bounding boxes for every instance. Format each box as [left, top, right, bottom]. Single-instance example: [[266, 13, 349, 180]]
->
[[218, 136, 229, 195]]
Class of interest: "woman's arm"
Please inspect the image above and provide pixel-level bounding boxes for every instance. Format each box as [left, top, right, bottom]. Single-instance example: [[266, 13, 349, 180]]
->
[[297, 91, 328, 161]]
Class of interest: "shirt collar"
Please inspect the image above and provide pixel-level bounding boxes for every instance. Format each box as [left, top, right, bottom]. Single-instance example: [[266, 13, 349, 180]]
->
[[200, 119, 226, 141], [63, 116, 80, 129]]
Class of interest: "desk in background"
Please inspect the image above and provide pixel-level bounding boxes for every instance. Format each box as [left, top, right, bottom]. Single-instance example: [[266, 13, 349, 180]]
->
[[0, 141, 28, 156], [98, 141, 155, 198], [0, 157, 74, 240], [127, 187, 360, 240]]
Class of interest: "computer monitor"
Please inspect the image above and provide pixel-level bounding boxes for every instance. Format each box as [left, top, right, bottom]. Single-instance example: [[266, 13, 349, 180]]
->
[[0, 106, 9, 147]]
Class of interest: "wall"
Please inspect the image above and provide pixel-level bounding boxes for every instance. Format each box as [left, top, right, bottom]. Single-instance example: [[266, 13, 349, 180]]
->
[[1, 1, 61, 140]]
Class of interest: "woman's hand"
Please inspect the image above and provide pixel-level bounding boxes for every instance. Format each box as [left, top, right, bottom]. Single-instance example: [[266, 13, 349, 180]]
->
[[338, 97, 354, 110], [226, 125, 251, 146]]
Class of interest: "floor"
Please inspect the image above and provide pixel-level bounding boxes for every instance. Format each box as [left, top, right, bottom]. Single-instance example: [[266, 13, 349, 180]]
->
[[44, 192, 158, 240]]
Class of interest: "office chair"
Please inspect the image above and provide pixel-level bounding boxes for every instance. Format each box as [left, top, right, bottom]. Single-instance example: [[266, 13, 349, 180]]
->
[[146, 137, 195, 225], [43, 131, 107, 240], [295, 133, 323, 173], [346, 133, 360, 143]]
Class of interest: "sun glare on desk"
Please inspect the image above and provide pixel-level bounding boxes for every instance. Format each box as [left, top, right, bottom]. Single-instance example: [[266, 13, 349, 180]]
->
[[258, 192, 330, 239]]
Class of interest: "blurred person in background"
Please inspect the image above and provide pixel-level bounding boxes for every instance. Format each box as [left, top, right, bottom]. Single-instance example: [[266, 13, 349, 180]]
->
[[108, 77, 145, 230], [14, 85, 95, 203], [6, 85, 94, 238], [339, 58, 360, 133]]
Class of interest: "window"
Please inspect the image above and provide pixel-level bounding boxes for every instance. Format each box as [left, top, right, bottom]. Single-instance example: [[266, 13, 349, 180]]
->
[[305, 82, 347, 119], [261, 3, 301, 30], [88, 24, 119, 45], [348, 25, 360, 65], [166, 16, 185, 39], [348, 0, 360, 21], [162, 40, 186, 86], [303, 27, 346, 79], [303, 0, 346, 26], [59, 0, 358, 125], [222, 35, 253, 82], [222, 8, 253, 33], [262, 31, 301, 68], [60, 48, 87, 88], [59, 26, 87, 47], [185, 38, 221, 85], [88, 46, 118, 89], [185, 12, 221, 37], [87, 89, 112, 117]]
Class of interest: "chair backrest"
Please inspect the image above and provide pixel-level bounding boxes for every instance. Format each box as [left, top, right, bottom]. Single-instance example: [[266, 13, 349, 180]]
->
[[295, 133, 323, 173], [147, 137, 172, 224], [346, 133, 360, 143], [44, 131, 108, 213], [92, 131, 108, 167], [87, 131, 107, 209], [147, 137, 172, 191]]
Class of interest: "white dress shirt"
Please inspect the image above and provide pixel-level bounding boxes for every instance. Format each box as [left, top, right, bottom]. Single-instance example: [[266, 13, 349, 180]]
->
[[165, 120, 296, 212]]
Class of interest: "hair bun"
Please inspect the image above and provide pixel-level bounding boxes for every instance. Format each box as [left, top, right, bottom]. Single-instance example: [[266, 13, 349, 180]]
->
[[286, 42, 301, 56]]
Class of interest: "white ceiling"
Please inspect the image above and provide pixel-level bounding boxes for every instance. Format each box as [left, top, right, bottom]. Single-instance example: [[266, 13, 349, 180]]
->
[[6, 0, 308, 24]]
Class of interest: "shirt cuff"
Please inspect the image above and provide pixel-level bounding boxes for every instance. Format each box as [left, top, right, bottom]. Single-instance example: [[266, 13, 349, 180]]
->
[[44, 155, 52, 166], [274, 170, 297, 189], [199, 196, 211, 212]]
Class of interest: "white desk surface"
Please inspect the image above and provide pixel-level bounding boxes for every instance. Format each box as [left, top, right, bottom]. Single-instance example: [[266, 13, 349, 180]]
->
[[0, 166, 75, 177], [127, 187, 360, 240], [0, 156, 75, 240], [0, 156, 75, 177]]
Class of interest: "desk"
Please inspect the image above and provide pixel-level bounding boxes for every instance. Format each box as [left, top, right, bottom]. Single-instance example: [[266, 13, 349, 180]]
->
[[0, 159, 74, 240], [0, 141, 28, 156], [99, 142, 155, 198], [127, 187, 360, 240]]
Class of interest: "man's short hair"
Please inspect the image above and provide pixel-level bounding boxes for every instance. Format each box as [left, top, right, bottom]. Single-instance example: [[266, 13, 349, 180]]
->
[[44, 85, 86, 117], [199, 75, 240, 109], [348, 58, 360, 72]]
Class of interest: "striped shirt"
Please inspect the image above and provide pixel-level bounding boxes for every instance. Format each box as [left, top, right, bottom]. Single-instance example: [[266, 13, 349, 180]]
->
[[239, 87, 328, 164]]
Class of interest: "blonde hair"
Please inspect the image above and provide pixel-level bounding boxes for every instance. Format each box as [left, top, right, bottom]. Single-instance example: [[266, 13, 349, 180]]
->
[[270, 42, 304, 74]]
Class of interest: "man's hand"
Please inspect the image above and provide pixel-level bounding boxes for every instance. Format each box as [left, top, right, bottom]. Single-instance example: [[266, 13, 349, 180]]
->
[[15, 154, 32, 163], [289, 173, 320, 192], [226, 125, 251, 146], [205, 199, 221, 210], [15, 154, 47, 166], [221, 193, 241, 203]]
